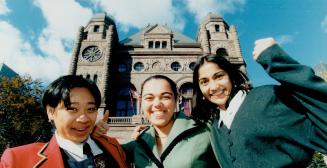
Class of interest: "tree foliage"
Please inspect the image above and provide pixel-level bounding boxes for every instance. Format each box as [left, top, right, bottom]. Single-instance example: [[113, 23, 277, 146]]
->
[[0, 76, 52, 155]]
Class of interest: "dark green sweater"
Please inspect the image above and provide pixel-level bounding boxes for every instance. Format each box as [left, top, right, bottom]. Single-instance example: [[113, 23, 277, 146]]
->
[[210, 44, 327, 168]]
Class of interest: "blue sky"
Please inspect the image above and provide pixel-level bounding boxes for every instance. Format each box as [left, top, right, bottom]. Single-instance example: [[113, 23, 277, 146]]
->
[[0, 0, 326, 86]]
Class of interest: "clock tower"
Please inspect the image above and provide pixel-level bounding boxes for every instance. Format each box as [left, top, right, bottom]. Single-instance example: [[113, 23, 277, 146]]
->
[[69, 13, 118, 113]]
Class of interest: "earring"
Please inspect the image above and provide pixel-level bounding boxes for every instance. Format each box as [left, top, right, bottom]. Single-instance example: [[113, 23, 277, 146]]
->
[[202, 96, 205, 100]]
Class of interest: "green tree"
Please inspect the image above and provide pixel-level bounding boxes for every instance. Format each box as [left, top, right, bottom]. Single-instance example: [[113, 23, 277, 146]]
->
[[0, 76, 52, 154]]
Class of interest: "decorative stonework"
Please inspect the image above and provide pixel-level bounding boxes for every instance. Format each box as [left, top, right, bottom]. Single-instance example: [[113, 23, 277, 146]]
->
[[69, 12, 246, 117]]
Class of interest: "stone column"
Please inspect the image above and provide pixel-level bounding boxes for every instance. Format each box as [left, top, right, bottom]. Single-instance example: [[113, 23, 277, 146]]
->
[[200, 25, 210, 55], [100, 25, 114, 110]]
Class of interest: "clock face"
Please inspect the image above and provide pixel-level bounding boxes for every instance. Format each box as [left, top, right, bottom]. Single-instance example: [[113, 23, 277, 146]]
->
[[82, 46, 102, 62]]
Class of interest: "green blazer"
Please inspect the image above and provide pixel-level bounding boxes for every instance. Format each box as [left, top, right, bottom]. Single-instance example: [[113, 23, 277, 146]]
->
[[209, 44, 327, 167], [123, 112, 219, 168]]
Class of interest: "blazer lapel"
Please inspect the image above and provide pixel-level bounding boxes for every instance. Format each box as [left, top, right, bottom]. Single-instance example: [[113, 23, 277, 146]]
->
[[34, 135, 65, 168], [33, 142, 48, 168]]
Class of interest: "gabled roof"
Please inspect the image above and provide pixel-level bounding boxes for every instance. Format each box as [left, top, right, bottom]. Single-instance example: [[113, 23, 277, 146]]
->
[[0, 63, 18, 78], [120, 24, 196, 46]]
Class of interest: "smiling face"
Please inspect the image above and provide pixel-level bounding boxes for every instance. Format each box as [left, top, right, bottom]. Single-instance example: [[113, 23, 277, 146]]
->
[[141, 79, 176, 130], [47, 87, 97, 143], [198, 61, 232, 110]]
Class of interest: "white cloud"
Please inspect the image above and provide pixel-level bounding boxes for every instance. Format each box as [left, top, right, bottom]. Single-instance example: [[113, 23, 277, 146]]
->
[[91, 0, 185, 31], [0, 21, 63, 82], [322, 15, 327, 33], [30, 0, 93, 81], [184, 0, 246, 21], [276, 35, 293, 45], [33, 0, 92, 40], [0, 0, 94, 82], [0, 0, 10, 15]]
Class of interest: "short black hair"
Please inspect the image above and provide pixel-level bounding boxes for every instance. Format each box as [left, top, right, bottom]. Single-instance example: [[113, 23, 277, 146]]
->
[[42, 75, 101, 110], [141, 75, 178, 101]]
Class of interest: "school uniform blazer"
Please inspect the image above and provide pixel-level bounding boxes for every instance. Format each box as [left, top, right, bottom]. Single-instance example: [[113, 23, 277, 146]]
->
[[0, 134, 130, 168], [209, 44, 327, 167], [123, 112, 219, 168]]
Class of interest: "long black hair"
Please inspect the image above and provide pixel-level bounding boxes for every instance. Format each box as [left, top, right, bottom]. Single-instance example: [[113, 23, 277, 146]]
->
[[192, 54, 250, 123]]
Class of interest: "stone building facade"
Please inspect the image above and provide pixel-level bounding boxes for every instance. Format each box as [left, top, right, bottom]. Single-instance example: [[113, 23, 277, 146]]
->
[[69, 12, 245, 118]]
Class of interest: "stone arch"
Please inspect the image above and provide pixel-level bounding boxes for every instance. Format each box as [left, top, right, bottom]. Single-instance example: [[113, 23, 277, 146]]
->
[[175, 76, 193, 116]]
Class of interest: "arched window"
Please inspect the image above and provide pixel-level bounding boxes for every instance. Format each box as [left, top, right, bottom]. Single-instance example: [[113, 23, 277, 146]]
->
[[189, 62, 196, 71], [162, 41, 167, 48], [171, 62, 181, 71], [115, 87, 137, 117], [134, 62, 144, 72], [179, 83, 193, 116], [215, 25, 220, 32], [86, 74, 90, 80], [148, 41, 154, 48], [94, 25, 100, 32], [155, 41, 160, 48], [216, 48, 228, 57]]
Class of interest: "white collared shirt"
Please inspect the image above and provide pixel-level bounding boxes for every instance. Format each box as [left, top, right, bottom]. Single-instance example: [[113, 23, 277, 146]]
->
[[218, 90, 247, 129], [55, 131, 103, 161]]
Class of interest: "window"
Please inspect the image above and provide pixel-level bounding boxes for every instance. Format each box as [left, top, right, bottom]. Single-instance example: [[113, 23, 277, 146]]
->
[[134, 62, 144, 71], [148, 41, 154, 48], [171, 62, 181, 71], [216, 48, 229, 57], [115, 87, 136, 116], [86, 74, 90, 80], [162, 41, 167, 48], [155, 41, 160, 48], [189, 62, 196, 70], [118, 63, 127, 72], [215, 25, 220, 32], [94, 25, 100, 32], [93, 74, 98, 83]]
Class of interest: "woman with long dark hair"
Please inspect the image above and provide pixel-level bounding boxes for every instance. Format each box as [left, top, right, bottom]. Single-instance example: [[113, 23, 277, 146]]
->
[[192, 37, 327, 167]]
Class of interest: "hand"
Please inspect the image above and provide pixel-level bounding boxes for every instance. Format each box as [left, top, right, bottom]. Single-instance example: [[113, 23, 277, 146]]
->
[[131, 125, 147, 140], [93, 110, 110, 137], [253, 37, 277, 60]]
